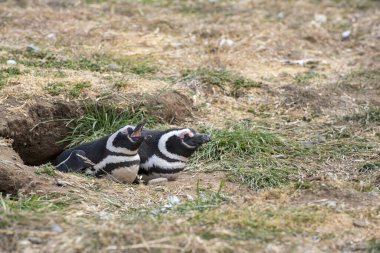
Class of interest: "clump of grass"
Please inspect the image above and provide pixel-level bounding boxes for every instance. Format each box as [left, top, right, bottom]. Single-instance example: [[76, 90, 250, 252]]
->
[[61, 102, 159, 147], [294, 71, 319, 84], [231, 165, 296, 190], [173, 179, 229, 212], [344, 107, 380, 125], [181, 68, 260, 97], [0, 67, 22, 88], [0, 195, 65, 213], [191, 123, 300, 190], [44, 82, 65, 95], [193, 124, 288, 161], [35, 163, 56, 176], [5, 48, 157, 76], [66, 81, 92, 96], [368, 239, 380, 253], [358, 160, 380, 173], [44, 81, 92, 97]]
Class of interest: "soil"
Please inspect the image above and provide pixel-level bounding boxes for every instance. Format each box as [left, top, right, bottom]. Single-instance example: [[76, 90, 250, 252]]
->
[[0, 98, 79, 165], [0, 138, 62, 195]]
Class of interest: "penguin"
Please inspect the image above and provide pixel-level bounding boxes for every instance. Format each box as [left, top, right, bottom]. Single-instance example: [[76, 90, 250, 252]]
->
[[54, 119, 146, 184], [137, 128, 210, 182]]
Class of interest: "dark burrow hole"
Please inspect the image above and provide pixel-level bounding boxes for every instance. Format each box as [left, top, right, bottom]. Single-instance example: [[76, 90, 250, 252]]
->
[[0, 99, 80, 166], [0, 91, 193, 166]]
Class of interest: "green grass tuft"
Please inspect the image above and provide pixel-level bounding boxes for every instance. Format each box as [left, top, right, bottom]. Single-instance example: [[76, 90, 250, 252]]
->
[[0, 67, 22, 88], [344, 107, 380, 125], [173, 179, 229, 212], [294, 71, 319, 84], [190, 123, 300, 190], [181, 68, 260, 97], [44, 81, 92, 97], [61, 102, 159, 147], [4, 48, 157, 76], [368, 238, 380, 253], [35, 163, 56, 176]]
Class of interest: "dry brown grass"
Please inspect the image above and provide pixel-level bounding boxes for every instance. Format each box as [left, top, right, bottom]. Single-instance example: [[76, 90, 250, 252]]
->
[[1, 0, 380, 252]]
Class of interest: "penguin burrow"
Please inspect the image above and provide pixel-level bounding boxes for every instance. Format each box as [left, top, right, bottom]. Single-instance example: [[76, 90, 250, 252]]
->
[[54, 119, 146, 184], [138, 128, 211, 182]]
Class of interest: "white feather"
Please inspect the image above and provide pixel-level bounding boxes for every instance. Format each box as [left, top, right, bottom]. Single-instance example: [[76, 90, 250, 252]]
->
[[93, 154, 140, 171], [140, 154, 186, 170]]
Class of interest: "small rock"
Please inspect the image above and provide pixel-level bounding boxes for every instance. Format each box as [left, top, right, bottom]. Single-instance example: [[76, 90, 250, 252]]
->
[[147, 177, 168, 185], [314, 14, 327, 23], [18, 240, 31, 246], [167, 195, 180, 206], [186, 194, 194, 200], [368, 191, 378, 197], [317, 135, 326, 143], [342, 30, 351, 40], [272, 154, 288, 159], [98, 211, 111, 220], [353, 219, 368, 228], [6, 59, 17, 65], [106, 63, 120, 70], [27, 44, 40, 51], [277, 11, 284, 19], [28, 237, 43, 244], [46, 33, 56, 39], [51, 223, 63, 233], [325, 200, 337, 208], [219, 38, 234, 47]]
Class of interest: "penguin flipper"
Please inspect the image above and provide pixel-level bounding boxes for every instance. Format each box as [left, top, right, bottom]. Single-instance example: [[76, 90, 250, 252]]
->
[[56, 150, 94, 172]]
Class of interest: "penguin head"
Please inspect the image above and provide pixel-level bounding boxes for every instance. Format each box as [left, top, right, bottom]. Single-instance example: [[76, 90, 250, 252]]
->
[[113, 119, 146, 151], [164, 128, 211, 158]]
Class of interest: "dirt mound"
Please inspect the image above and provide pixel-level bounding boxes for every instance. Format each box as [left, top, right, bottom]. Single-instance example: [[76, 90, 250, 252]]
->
[[0, 138, 61, 195], [0, 98, 79, 165], [145, 90, 194, 124]]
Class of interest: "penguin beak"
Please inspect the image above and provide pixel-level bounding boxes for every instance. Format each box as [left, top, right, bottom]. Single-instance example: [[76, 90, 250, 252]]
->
[[131, 119, 146, 138], [198, 134, 211, 143]]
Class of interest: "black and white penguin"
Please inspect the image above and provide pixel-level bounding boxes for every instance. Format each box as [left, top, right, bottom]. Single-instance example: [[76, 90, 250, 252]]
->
[[138, 128, 210, 182], [54, 120, 146, 184]]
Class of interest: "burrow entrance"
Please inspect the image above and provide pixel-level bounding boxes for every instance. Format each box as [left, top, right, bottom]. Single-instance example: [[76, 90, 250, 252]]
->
[[0, 98, 80, 165], [0, 90, 194, 166]]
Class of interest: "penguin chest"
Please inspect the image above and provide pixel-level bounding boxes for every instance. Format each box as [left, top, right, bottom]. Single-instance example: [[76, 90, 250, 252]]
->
[[107, 164, 139, 184]]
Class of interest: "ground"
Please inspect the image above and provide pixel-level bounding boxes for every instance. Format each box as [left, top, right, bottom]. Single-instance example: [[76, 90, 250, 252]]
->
[[0, 0, 380, 252]]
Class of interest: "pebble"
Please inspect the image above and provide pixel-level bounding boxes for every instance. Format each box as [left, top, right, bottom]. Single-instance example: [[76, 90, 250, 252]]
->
[[353, 219, 368, 228], [6, 59, 17, 65], [277, 11, 284, 19], [106, 63, 120, 70], [325, 200, 337, 208], [219, 38, 234, 47], [314, 14, 327, 23], [51, 223, 63, 233], [147, 177, 168, 185], [342, 30, 351, 40], [167, 195, 180, 206], [27, 44, 40, 51], [46, 33, 56, 39], [28, 237, 43, 244]]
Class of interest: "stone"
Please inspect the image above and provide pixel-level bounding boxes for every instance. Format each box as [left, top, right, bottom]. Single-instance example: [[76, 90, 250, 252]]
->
[[6, 60, 17, 65], [147, 177, 168, 185]]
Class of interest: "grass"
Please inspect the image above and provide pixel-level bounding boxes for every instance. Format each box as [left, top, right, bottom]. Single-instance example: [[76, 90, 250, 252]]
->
[[0, 67, 22, 88], [0, 195, 65, 214], [61, 102, 159, 147], [181, 67, 261, 97], [190, 123, 301, 190], [172, 179, 229, 213], [35, 163, 56, 176], [344, 107, 380, 125], [44, 81, 92, 97], [368, 239, 380, 253], [294, 71, 319, 84], [2, 48, 157, 76]]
